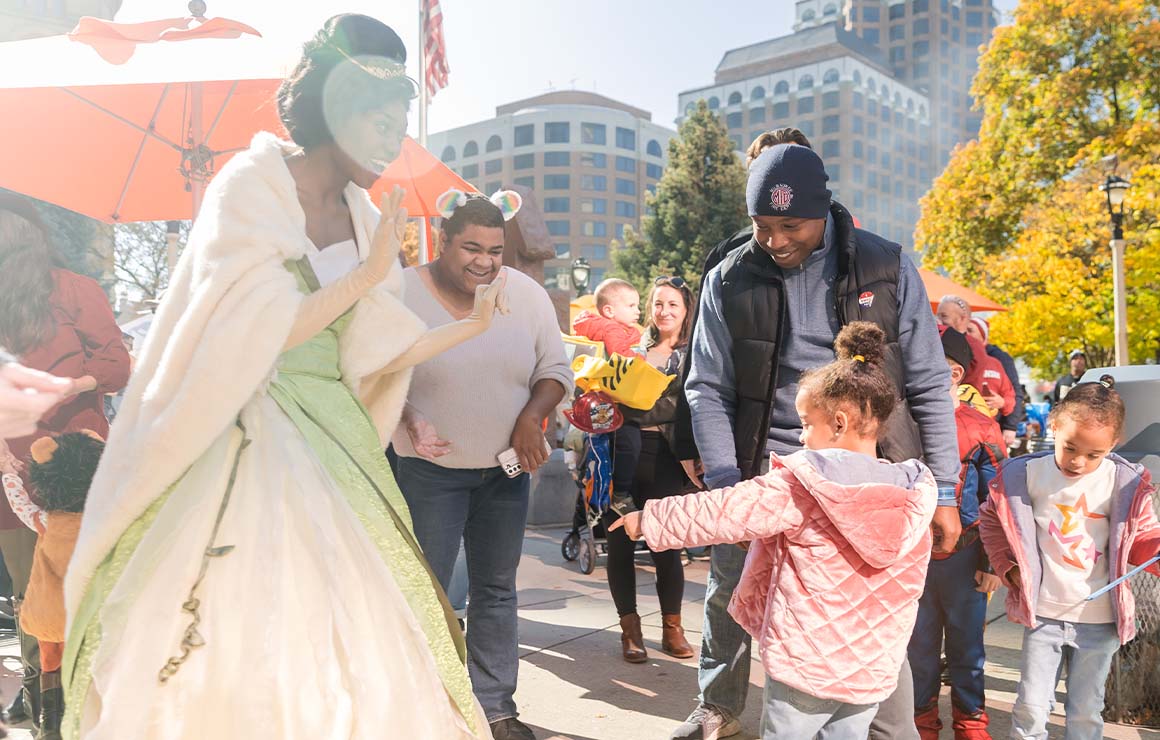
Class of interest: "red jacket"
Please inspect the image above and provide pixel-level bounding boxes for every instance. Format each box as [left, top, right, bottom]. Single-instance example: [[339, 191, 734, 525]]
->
[[963, 333, 1015, 417], [4, 270, 130, 529], [571, 310, 642, 358]]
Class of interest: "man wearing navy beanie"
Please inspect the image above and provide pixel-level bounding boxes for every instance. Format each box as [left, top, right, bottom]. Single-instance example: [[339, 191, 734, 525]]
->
[[670, 142, 961, 740]]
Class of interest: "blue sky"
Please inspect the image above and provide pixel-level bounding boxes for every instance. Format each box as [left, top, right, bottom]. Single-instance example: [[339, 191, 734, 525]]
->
[[117, 0, 1016, 135]]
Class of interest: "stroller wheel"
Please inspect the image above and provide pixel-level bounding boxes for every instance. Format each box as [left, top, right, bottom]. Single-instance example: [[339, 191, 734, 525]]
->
[[561, 531, 580, 561], [579, 535, 596, 575]]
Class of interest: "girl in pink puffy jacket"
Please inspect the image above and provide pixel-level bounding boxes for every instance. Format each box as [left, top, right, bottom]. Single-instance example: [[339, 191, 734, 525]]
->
[[979, 377, 1160, 740], [613, 322, 937, 740]]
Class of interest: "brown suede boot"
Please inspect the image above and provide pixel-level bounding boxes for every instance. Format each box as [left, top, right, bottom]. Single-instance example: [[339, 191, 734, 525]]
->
[[619, 613, 647, 663], [661, 614, 694, 658]]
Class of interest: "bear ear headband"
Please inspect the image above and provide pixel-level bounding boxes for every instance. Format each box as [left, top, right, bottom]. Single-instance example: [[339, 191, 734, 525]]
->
[[435, 188, 522, 222]]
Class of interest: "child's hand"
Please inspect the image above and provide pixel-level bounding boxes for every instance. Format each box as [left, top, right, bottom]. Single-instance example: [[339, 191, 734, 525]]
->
[[608, 512, 643, 541], [0, 443, 21, 476], [1004, 566, 1022, 590], [975, 570, 1002, 594]]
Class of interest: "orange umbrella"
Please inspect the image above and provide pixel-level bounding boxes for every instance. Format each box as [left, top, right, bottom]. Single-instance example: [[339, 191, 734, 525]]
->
[[0, 14, 284, 223], [370, 137, 477, 216], [369, 137, 478, 262], [918, 268, 1006, 312]]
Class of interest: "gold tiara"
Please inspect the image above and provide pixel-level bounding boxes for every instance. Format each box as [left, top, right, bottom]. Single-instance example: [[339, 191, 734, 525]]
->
[[338, 51, 409, 81]]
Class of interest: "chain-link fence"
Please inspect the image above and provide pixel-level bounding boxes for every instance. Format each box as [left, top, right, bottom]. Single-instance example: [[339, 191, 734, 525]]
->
[[1103, 484, 1160, 728]]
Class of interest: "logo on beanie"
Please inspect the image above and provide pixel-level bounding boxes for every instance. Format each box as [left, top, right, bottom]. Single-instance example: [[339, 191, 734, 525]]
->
[[769, 183, 794, 211], [859, 291, 875, 308]]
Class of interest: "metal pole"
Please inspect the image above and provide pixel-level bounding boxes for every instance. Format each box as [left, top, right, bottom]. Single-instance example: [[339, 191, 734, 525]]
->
[[190, 82, 205, 220], [1111, 237, 1129, 365], [417, 1, 430, 265], [1111, 212, 1128, 365], [166, 220, 181, 278], [418, 1, 428, 149]]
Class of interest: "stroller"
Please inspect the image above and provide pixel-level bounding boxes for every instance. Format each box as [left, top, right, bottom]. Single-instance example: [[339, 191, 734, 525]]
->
[[560, 461, 607, 575], [560, 427, 706, 573], [560, 427, 628, 575]]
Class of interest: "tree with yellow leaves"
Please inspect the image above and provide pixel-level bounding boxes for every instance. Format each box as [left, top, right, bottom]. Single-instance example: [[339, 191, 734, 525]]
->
[[916, 0, 1160, 376]]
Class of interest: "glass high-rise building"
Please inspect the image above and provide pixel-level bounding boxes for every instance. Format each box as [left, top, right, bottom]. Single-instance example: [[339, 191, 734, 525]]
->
[[677, 0, 996, 252]]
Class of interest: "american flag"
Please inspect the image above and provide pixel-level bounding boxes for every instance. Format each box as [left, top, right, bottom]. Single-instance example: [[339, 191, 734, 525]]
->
[[423, 0, 450, 97]]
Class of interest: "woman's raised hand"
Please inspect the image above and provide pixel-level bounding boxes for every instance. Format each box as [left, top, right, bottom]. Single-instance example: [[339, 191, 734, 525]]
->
[[366, 186, 408, 280], [470, 268, 510, 325]]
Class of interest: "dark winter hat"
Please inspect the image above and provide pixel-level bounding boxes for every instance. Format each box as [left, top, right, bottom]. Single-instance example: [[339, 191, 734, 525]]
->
[[940, 326, 973, 371], [746, 144, 831, 220]]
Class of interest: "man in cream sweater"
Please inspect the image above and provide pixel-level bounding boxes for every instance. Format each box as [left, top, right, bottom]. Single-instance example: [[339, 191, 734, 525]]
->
[[393, 194, 570, 740]]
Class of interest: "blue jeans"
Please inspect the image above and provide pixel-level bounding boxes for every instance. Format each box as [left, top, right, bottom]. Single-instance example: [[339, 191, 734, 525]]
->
[[698, 541, 753, 717], [395, 456, 531, 723], [449, 543, 469, 616], [762, 679, 877, 739], [908, 540, 988, 715], [1010, 618, 1119, 740]]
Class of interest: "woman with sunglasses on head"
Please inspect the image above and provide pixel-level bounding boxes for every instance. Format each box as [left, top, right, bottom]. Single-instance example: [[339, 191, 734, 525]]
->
[[61, 15, 502, 739], [606, 276, 703, 664]]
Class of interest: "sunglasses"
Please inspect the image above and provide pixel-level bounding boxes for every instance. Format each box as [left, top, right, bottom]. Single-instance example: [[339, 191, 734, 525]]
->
[[654, 276, 688, 289]]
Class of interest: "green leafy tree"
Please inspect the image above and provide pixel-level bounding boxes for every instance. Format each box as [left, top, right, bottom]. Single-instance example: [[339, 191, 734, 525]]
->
[[611, 99, 747, 294], [916, 0, 1160, 374], [112, 220, 192, 303]]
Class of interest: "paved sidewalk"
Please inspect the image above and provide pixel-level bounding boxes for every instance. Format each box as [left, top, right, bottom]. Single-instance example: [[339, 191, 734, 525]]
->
[[511, 528, 1159, 740], [1, 527, 1155, 739]]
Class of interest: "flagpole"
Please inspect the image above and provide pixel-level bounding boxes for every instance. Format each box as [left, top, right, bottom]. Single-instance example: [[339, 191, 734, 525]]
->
[[417, 0, 431, 265], [418, 0, 428, 150]]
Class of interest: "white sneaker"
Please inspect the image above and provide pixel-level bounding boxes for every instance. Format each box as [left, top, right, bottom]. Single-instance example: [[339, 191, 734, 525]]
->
[[669, 704, 742, 740]]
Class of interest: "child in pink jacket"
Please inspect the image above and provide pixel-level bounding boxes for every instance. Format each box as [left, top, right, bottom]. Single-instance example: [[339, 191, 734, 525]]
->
[[613, 322, 937, 739], [979, 376, 1160, 740]]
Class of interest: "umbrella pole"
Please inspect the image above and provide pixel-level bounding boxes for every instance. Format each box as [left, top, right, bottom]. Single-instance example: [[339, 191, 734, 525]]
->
[[190, 82, 205, 220], [424, 217, 436, 263]]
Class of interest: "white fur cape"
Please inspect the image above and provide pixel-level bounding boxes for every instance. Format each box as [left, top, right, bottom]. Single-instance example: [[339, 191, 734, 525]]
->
[[65, 132, 427, 619]]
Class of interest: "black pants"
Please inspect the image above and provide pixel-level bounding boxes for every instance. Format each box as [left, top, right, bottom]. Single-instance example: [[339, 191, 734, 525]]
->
[[603, 427, 686, 617]]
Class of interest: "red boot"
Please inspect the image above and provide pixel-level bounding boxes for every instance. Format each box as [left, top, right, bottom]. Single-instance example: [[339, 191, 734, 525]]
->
[[915, 703, 942, 740], [951, 706, 991, 740]]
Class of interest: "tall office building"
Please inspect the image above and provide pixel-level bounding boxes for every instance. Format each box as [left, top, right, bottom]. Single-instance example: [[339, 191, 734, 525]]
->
[[835, 0, 998, 168], [677, 0, 996, 250], [431, 91, 674, 291]]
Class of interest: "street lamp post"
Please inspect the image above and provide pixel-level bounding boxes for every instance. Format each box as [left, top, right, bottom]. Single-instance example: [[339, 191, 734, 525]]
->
[[570, 257, 592, 297], [165, 220, 182, 278], [1100, 174, 1131, 366]]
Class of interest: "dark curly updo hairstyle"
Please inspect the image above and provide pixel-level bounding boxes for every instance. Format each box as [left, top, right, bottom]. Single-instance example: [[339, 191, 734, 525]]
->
[[1049, 374, 1125, 438], [277, 14, 416, 149], [440, 194, 505, 241], [28, 432, 105, 513], [798, 321, 897, 437]]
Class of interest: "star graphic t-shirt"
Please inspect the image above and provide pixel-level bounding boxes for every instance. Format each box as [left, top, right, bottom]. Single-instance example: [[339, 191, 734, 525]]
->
[[1028, 455, 1116, 623]]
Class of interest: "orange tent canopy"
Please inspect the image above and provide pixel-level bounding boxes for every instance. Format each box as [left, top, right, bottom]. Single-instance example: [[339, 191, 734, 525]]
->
[[369, 137, 477, 217], [918, 268, 1006, 312], [0, 16, 284, 223]]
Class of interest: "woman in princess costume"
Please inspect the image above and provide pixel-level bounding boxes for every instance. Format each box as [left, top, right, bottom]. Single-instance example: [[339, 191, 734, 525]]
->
[[61, 15, 509, 739]]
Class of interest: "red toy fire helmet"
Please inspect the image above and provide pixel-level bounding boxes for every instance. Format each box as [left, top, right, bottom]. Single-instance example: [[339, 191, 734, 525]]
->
[[563, 391, 623, 434]]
